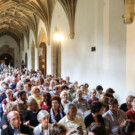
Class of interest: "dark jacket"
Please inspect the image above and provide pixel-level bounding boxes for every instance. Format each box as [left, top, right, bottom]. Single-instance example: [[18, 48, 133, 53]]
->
[[1, 124, 32, 135], [84, 113, 104, 128]]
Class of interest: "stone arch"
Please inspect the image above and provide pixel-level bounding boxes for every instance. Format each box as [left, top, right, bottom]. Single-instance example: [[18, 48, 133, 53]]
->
[[37, 28, 47, 48], [31, 41, 35, 70]]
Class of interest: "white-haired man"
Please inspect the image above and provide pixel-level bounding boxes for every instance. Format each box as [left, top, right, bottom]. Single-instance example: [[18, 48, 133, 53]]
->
[[59, 103, 86, 135], [1, 111, 32, 135]]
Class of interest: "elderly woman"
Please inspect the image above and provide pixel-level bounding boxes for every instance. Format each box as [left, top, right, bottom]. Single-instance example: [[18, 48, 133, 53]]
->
[[13, 81, 24, 98], [60, 90, 70, 107], [72, 90, 90, 118], [29, 86, 42, 104], [2, 89, 14, 113], [0, 102, 17, 129], [23, 98, 40, 129], [49, 96, 65, 123], [33, 110, 51, 135], [50, 123, 67, 135], [87, 89, 99, 107]]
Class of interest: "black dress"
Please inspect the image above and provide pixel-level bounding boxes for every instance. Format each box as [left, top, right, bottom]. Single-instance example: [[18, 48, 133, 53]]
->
[[84, 113, 104, 128], [23, 110, 40, 127]]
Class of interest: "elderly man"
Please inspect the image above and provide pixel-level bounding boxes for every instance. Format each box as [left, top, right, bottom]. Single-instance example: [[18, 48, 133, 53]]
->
[[1, 111, 32, 135], [103, 98, 127, 135], [59, 103, 86, 135], [72, 90, 90, 118]]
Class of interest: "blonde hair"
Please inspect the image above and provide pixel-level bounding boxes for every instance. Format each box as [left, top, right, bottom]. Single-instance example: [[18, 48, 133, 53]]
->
[[27, 98, 39, 111], [31, 86, 41, 95], [60, 90, 69, 98], [6, 102, 18, 113]]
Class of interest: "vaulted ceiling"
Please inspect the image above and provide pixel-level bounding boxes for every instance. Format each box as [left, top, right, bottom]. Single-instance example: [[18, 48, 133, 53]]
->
[[0, 0, 78, 47]]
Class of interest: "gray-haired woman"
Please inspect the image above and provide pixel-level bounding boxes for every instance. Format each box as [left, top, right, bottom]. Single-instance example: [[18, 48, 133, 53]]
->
[[33, 110, 51, 135]]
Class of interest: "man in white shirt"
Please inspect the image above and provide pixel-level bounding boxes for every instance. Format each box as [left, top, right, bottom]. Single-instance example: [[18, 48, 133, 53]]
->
[[59, 103, 86, 135]]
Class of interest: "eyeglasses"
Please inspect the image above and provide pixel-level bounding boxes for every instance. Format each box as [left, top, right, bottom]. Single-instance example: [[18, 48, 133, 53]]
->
[[34, 91, 40, 93]]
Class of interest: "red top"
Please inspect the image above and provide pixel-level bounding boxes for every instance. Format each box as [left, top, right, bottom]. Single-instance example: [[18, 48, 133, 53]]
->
[[39, 101, 51, 111], [126, 109, 135, 122]]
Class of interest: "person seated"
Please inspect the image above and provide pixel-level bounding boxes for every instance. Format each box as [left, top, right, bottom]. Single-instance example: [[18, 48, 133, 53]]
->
[[49, 80, 56, 90], [126, 97, 135, 122], [1, 111, 32, 135], [9, 77, 17, 90], [23, 98, 40, 129], [0, 102, 18, 130], [50, 123, 67, 135], [49, 86, 60, 96], [60, 90, 71, 107], [87, 89, 99, 108], [80, 84, 89, 99], [84, 101, 104, 128], [88, 123, 107, 135], [33, 110, 51, 135], [65, 76, 71, 86], [96, 85, 104, 99], [39, 92, 51, 111], [24, 83, 32, 97], [16, 90, 28, 114], [99, 96, 109, 113], [49, 96, 65, 123], [2, 89, 14, 114], [73, 81, 79, 91], [103, 98, 127, 135], [72, 90, 90, 118], [120, 95, 135, 112], [68, 84, 76, 101], [59, 103, 86, 135], [106, 88, 115, 96], [118, 120, 135, 135], [13, 81, 24, 99], [29, 86, 42, 104]]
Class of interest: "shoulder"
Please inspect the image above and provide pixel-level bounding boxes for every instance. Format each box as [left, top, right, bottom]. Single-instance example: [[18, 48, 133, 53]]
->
[[33, 124, 42, 134], [126, 109, 132, 114], [102, 110, 111, 117], [58, 116, 66, 123], [85, 113, 92, 120], [118, 109, 126, 114], [75, 115, 84, 122], [1, 126, 13, 135]]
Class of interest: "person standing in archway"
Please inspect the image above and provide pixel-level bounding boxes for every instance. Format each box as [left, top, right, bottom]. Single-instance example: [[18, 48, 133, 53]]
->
[[21, 60, 25, 70], [0, 62, 5, 72]]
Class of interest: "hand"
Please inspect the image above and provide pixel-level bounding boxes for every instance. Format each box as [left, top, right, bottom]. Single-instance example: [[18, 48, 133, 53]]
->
[[0, 93, 3, 96], [67, 128, 78, 135], [24, 120, 30, 126], [78, 129, 83, 135]]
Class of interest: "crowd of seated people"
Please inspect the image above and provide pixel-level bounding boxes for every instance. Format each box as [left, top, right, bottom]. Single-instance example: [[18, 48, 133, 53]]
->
[[1, 67, 135, 135]]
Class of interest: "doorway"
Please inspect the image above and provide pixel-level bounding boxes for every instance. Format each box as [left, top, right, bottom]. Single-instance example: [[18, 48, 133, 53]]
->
[[0, 54, 14, 67], [39, 42, 47, 76]]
